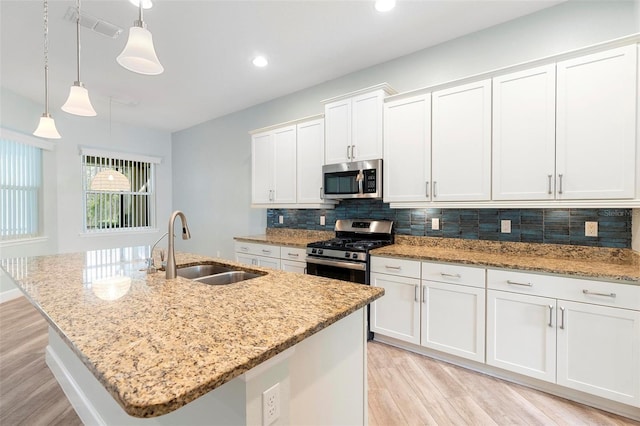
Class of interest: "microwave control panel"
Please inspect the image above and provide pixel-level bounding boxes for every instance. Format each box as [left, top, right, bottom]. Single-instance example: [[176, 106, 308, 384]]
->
[[363, 169, 377, 193]]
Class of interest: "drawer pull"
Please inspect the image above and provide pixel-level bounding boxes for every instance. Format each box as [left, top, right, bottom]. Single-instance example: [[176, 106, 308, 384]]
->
[[385, 265, 402, 270], [262, 249, 272, 254], [582, 289, 616, 298], [240, 246, 249, 252], [548, 305, 553, 327], [414, 285, 418, 302], [559, 306, 565, 330], [507, 280, 532, 287], [287, 252, 299, 257], [441, 273, 461, 279]]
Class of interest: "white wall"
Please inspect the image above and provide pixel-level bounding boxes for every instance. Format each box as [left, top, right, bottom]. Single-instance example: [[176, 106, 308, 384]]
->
[[172, 0, 640, 260], [0, 87, 173, 299]]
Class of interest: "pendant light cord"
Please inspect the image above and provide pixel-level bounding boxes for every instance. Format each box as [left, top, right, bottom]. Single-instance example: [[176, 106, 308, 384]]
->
[[76, 0, 81, 82], [43, 0, 49, 115]]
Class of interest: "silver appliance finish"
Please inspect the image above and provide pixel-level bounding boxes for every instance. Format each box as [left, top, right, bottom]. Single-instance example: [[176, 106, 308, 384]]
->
[[322, 159, 382, 200]]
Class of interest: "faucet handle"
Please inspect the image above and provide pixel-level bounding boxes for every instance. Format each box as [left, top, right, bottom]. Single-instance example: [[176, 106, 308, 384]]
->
[[146, 258, 157, 273]]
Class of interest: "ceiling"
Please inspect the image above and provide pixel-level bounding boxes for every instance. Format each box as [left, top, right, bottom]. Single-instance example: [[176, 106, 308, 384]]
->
[[1, 0, 566, 133]]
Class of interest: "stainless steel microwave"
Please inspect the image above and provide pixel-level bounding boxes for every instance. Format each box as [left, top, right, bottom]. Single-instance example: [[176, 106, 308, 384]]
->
[[322, 159, 382, 200]]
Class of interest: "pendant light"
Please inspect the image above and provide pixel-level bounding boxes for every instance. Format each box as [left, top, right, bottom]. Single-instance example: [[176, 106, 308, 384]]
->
[[61, 0, 96, 116], [116, 1, 163, 75], [33, 0, 62, 139]]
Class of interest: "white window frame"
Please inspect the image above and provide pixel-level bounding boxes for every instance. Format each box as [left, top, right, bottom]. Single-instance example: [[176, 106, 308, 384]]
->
[[79, 146, 162, 234], [0, 129, 53, 243]]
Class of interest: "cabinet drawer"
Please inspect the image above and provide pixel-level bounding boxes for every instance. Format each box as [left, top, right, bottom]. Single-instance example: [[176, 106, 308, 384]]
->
[[488, 269, 640, 311], [234, 241, 279, 259], [371, 256, 421, 279], [280, 246, 307, 261], [422, 262, 485, 288]]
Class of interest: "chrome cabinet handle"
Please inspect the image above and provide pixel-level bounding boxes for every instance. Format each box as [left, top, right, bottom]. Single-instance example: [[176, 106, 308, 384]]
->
[[440, 273, 461, 279], [583, 289, 616, 298], [351, 145, 356, 160], [548, 305, 553, 327], [262, 249, 272, 254], [287, 252, 299, 257], [414, 285, 418, 302], [422, 286, 426, 304], [426, 181, 430, 198], [385, 265, 401, 270], [240, 246, 249, 252], [548, 175, 553, 195], [433, 181, 438, 198], [559, 306, 565, 329], [320, 187, 324, 200], [558, 174, 563, 194], [507, 279, 532, 287], [346, 145, 351, 160]]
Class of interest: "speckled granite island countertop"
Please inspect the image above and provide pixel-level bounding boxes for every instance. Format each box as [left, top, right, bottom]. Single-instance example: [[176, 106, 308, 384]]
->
[[371, 236, 640, 284], [0, 247, 383, 418], [234, 228, 333, 248]]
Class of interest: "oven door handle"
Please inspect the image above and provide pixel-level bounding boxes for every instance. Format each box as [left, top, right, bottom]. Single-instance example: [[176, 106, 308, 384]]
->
[[306, 257, 367, 271]]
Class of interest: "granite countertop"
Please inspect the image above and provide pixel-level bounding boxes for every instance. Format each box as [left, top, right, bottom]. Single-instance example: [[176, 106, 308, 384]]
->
[[0, 247, 383, 418], [372, 235, 640, 284], [234, 228, 333, 248]]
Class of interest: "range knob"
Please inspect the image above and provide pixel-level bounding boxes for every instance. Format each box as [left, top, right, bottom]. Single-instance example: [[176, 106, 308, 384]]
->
[[344, 252, 351, 258], [311, 248, 317, 254], [318, 249, 323, 255], [352, 253, 358, 259]]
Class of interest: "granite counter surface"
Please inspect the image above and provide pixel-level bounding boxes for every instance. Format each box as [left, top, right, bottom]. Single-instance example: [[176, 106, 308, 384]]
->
[[371, 236, 640, 284], [234, 228, 333, 248], [0, 248, 383, 418]]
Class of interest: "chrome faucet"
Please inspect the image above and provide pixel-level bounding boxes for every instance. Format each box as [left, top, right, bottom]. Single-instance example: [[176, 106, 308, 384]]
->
[[146, 232, 168, 273], [166, 210, 191, 279]]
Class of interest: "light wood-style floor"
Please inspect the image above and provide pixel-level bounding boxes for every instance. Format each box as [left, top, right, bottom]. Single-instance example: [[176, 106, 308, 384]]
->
[[1, 297, 638, 425]]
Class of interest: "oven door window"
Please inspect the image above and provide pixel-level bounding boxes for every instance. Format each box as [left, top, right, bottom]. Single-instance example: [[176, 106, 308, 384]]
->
[[306, 261, 366, 284]]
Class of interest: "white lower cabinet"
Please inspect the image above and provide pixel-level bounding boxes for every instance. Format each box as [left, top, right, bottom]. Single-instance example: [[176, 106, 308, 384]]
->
[[234, 242, 281, 269], [280, 247, 307, 274], [487, 269, 640, 407], [370, 257, 486, 362]]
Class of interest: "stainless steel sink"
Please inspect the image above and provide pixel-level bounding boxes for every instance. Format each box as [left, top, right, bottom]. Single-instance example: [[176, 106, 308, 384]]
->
[[177, 263, 233, 279], [176, 262, 265, 285], [194, 271, 262, 285]]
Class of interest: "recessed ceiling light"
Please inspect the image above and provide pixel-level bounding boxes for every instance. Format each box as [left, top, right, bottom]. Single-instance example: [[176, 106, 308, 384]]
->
[[252, 56, 268, 68], [129, 0, 153, 10], [375, 0, 396, 12]]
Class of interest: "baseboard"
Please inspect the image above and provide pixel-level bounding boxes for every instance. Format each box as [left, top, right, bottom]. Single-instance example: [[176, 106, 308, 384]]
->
[[0, 288, 23, 304]]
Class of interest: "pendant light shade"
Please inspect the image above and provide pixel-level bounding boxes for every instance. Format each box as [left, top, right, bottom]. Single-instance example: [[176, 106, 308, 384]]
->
[[90, 169, 131, 191], [62, 82, 97, 116], [62, 0, 96, 117], [117, 3, 163, 75], [33, 114, 62, 139], [33, 0, 61, 139]]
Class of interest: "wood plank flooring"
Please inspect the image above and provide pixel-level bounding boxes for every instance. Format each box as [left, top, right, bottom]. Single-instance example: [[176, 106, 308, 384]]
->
[[1, 296, 638, 425]]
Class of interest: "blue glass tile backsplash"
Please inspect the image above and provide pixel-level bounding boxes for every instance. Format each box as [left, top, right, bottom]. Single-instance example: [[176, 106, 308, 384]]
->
[[267, 200, 632, 248]]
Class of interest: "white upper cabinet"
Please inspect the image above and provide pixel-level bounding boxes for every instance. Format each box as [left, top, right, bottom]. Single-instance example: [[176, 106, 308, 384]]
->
[[492, 64, 557, 200], [383, 94, 432, 203], [296, 118, 326, 204], [251, 125, 296, 205], [432, 79, 492, 201], [324, 86, 394, 164], [556, 45, 637, 200]]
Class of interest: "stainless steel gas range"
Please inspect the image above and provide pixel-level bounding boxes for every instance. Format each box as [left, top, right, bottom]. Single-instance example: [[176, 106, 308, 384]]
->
[[305, 219, 394, 285]]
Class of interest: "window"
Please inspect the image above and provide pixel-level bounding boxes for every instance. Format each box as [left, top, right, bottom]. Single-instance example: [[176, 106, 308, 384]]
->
[[81, 150, 158, 233], [0, 138, 42, 241]]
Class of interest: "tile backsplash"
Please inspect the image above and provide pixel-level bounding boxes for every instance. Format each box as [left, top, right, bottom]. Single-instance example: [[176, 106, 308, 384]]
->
[[267, 200, 632, 248]]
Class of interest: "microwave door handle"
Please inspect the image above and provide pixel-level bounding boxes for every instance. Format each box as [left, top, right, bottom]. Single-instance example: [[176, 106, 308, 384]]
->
[[357, 171, 364, 195]]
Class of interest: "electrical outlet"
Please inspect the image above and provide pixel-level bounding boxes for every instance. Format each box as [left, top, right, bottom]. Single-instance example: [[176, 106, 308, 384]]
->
[[320, 215, 325, 226], [585, 221, 598, 237], [501, 220, 511, 233], [262, 383, 280, 426], [278, 215, 283, 224], [431, 218, 440, 230]]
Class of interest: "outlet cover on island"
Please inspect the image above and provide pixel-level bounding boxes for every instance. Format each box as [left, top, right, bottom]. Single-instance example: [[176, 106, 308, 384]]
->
[[320, 215, 325, 226], [431, 218, 440, 230], [585, 221, 598, 237], [263, 382, 280, 426], [501, 220, 511, 233]]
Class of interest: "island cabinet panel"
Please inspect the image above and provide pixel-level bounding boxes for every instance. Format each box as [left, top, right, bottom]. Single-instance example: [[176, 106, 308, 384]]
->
[[431, 79, 492, 201], [556, 44, 637, 200], [383, 93, 432, 203], [492, 64, 557, 201]]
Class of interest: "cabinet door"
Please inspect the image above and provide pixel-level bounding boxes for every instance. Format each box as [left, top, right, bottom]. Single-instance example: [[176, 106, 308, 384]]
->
[[251, 132, 274, 204], [281, 260, 307, 274], [421, 281, 485, 363], [556, 45, 637, 199], [351, 91, 384, 161], [297, 119, 325, 203], [493, 65, 556, 200], [383, 94, 432, 202], [370, 272, 420, 344], [273, 125, 297, 203], [487, 290, 557, 383], [432, 79, 492, 201], [256, 255, 280, 270], [324, 99, 351, 164], [235, 253, 256, 266], [557, 300, 640, 407]]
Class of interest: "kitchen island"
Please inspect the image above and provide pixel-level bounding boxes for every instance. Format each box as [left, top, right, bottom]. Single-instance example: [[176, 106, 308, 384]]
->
[[0, 247, 383, 425]]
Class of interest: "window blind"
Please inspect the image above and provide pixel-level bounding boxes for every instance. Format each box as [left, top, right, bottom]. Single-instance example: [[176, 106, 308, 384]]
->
[[0, 139, 42, 241]]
